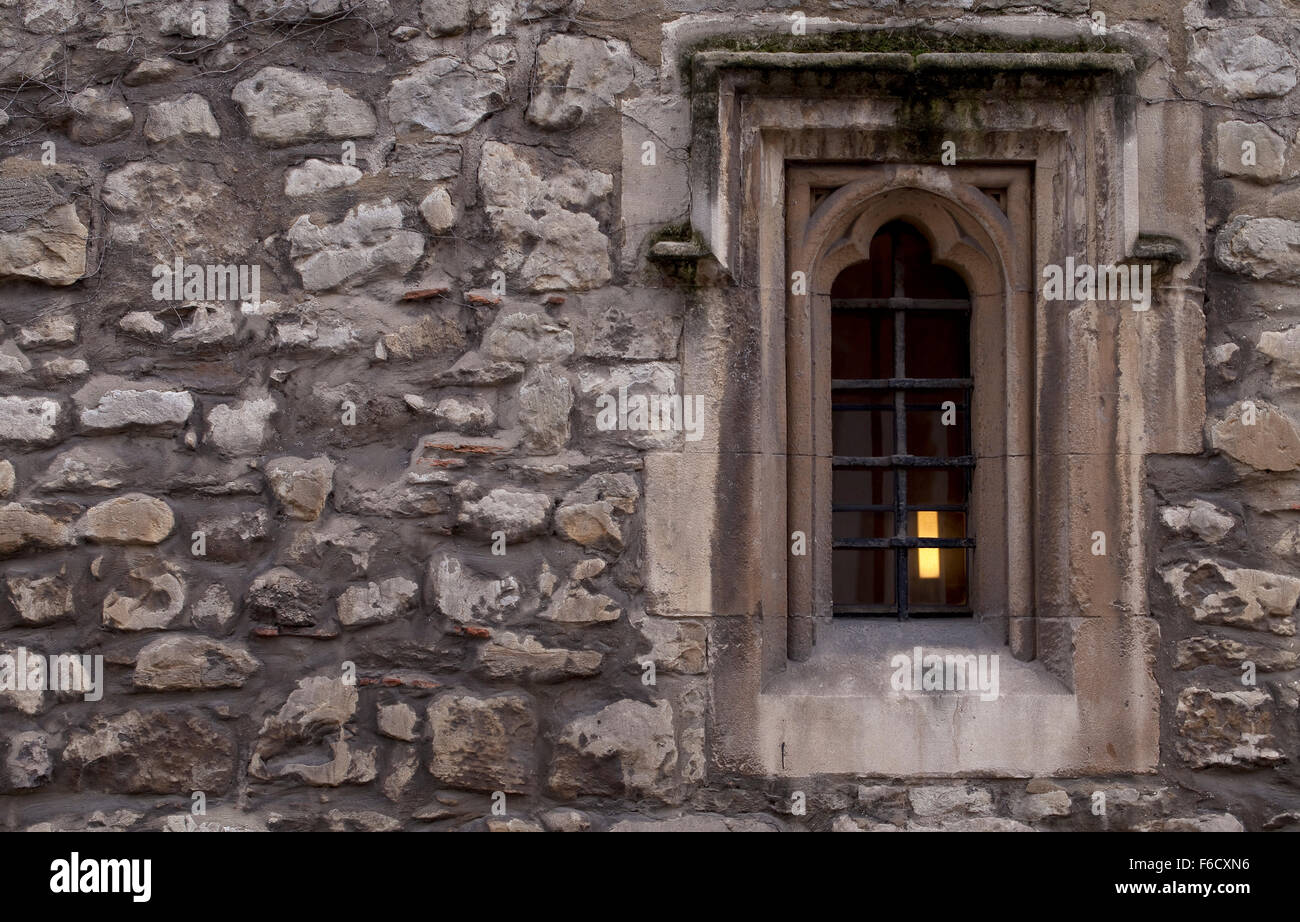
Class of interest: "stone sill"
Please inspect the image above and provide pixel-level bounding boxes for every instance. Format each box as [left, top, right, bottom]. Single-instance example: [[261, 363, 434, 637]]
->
[[757, 619, 1100, 777]]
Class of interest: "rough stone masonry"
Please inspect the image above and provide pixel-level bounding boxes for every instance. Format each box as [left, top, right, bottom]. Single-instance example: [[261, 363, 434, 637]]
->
[[0, 0, 1298, 832]]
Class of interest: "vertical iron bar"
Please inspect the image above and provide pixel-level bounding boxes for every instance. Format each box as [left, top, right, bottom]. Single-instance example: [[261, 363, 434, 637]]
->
[[893, 305, 907, 621]]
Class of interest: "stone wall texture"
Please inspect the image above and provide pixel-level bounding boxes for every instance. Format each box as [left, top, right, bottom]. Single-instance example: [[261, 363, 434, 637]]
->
[[1, 0, 1299, 832]]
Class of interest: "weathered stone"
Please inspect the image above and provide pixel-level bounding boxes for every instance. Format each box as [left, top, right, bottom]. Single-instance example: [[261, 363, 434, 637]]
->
[[1133, 814, 1245, 833], [250, 675, 363, 786], [483, 311, 575, 363], [190, 583, 237, 633], [431, 351, 524, 386], [518, 365, 572, 454], [0, 340, 31, 377], [1162, 560, 1300, 635], [478, 142, 612, 291], [1210, 400, 1300, 471], [16, 313, 76, 347], [387, 132, 462, 181], [79, 493, 174, 545], [288, 199, 424, 290], [0, 396, 59, 443], [539, 808, 591, 832], [431, 396, 494, 434], [907, 817, 1034, 832], [908, 785, 994, 817], [324, 809, 401, 832], [64, 710, 236, 793], [1191, 29, 1297, 99], [0, 459, 12, 497], [457, 487, 551, 541], [266, 455, 335, 521], [477, 631, 603, 682], [144, 93, 220, 142], [0, 503, 74, 556], [336, 576, 419, 628], [577, 362, 683, 448], [584, 288, 684, 360], [418, 0, 472, 35], [285, 516, 377, 576], [240, 0, 382, 20], [427, 693, 537, 792], [4, 731, 52, 790], [1258, 325, 1300, 387], [170, 302, 238, 346], [610, 813, 779, 832], [102, 559, 186, 630], [382, 312, 464, 360], [540, 584, 621, 623], [158, 0, 230, 35], [418, 186, 456, 233], [1012, 790, 1071, 822], [387, 55, 507, 135], [527, 34, 634, 129], [134, 635, 260, 690], [0, 160, 88, 285], [1174, 636, 1299, 671], [207, 396, 277, 455], [378, 701, 419, 741], [78, 386, 194, 432], [633, 614, 706, 673], [6, 569, 72, 623], [427, 555, 520, 626], [1175, 687, 1283, 768], [1215, 217, 1300, 285], [67, 87, 134, 145], [1216, 120, 1287, 182], [232, 66, 376, 146], [119, 311, 167, 338], [550, 699, 677, 799], [246, 566, 323, 627], [1159, 500, 1235, 543], [486, 817, 544, 832], [101, 160, 248, 262], [555, 472, 638, 551], [284, 158, 362, 196]]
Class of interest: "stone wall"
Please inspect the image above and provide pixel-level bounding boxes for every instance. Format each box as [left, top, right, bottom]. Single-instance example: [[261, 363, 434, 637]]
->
[[0, 0, 1298, 831]]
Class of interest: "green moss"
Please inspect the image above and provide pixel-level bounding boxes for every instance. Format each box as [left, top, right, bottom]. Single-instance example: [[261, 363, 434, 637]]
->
[[695, 27, 1124, 59]]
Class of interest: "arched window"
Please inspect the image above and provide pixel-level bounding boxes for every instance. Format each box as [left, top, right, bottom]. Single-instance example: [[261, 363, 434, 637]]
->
[[829, 220, 972, 618]]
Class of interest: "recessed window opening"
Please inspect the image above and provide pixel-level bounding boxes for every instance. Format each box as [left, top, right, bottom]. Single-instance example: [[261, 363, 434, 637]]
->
[[830, 220, 973, 619]]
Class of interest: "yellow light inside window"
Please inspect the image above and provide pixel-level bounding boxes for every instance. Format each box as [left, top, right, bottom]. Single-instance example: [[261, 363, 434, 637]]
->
[[917, 510, 940, 579]]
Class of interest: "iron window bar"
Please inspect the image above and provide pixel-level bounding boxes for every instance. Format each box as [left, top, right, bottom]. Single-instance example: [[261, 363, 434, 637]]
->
[[831, 296, 974, 621]]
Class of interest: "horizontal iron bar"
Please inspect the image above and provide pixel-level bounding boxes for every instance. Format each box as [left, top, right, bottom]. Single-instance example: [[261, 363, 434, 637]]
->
[[832, 378, 973, 390], [833, 537, 975, 548], [833, 455, 976, 468], [832, 503, 969, 513], [831, 403, 970, 412], [832, 607, 974, 617], [831, 298, 971, 312]]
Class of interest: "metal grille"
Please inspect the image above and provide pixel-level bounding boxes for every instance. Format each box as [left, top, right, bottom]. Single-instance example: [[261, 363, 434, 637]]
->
[[831, 295, 975, 620]]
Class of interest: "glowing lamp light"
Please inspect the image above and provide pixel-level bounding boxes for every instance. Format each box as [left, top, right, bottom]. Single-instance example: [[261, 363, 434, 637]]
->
[[917, 510, 941, 579]]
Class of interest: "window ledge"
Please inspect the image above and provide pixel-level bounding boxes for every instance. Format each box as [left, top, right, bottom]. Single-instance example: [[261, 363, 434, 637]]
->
[[758, 619, 1085, 777]]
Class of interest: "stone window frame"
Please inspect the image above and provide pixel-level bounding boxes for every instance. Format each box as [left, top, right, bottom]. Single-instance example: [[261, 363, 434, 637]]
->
[[643, 50, 1180, 778], [785, 163, 1034, 659]]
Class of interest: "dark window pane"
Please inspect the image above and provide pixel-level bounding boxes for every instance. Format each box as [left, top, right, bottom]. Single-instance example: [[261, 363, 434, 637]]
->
[[832, 510, 893, 539], [904, 310, 970, 378], [833, 548, 895, 609], [832, 469, 894, 509], [907, 468, 967, 506], [832, 399, 895, 457], [908, 547, 969, 608], [903, 388, 968, 457], [831, 309, 892, 379]]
